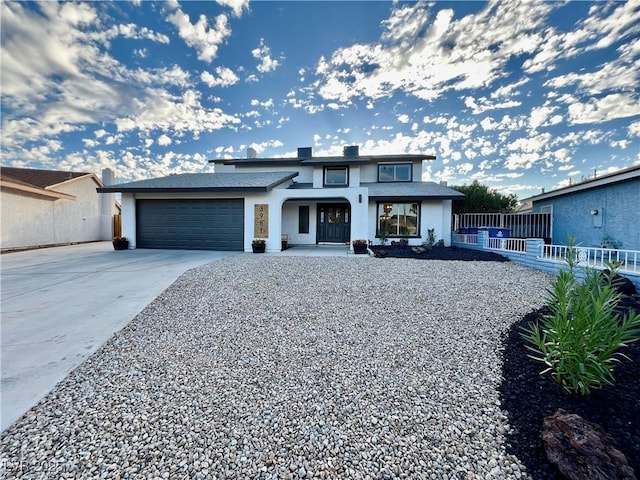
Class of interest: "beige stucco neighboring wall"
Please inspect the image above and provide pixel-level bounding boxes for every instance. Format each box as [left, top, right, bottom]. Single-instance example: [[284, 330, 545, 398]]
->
[[1, 176, 114, 250]]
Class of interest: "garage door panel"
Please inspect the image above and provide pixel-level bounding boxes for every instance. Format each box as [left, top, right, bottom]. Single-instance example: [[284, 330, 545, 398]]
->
[[136, 199, 244, 250]]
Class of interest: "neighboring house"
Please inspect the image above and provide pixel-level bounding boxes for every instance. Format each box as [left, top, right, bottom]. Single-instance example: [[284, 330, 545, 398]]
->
[[523, 165, 640, 250], [1, 167, 118, 251], [97, 146, 464, 252]]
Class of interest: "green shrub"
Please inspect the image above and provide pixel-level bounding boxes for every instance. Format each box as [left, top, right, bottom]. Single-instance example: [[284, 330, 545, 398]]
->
[[521, 241, 640, 395]]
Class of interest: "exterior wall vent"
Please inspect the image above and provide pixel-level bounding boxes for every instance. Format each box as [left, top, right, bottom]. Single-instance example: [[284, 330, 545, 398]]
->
[[247, 147, 257, 158], [343, 145, 359, 157], [298, 147, 312, 158]]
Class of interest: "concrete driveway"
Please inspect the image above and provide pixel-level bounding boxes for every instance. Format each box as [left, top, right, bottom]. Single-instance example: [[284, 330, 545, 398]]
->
[[1, 242, 240, 432]]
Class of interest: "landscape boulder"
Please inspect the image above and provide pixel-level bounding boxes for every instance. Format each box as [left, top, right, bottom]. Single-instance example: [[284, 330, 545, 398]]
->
[[542, 409, 636, 480]]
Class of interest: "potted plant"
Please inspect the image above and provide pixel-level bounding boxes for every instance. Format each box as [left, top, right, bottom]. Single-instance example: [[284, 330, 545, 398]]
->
[[252, 238, 266, 253], [352, 239, 368, 255], [112, 236, 129, 250]]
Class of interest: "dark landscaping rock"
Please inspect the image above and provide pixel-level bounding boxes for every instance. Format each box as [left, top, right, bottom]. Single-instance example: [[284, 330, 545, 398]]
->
[[542, 409, 637, 480], [600, 270, 638, 296], [369, 245, 509, 262]]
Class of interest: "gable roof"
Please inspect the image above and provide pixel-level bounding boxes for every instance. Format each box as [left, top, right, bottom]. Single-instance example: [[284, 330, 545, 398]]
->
[[0, 166, 99, 200], [97, 172, 299, 193], [0, 167, 93, 189], [523, 164, 640, 203]]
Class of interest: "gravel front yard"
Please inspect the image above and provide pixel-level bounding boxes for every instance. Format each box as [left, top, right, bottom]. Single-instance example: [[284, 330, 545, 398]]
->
[[1, 256, 552, 479]]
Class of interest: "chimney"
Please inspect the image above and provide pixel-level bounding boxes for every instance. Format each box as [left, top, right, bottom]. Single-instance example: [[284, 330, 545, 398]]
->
[[439, 181, 447, 187], [298, 147, 312, 158], [100, 168, 115, 216], [541, 188, 545, 194], [102, 168, 114, 186], [247, 147, 257, 159], [343, 145, 359, 157]]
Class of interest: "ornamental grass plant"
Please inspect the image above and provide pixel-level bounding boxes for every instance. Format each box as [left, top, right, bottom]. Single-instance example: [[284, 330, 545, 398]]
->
[[521, 240, 640, 396]]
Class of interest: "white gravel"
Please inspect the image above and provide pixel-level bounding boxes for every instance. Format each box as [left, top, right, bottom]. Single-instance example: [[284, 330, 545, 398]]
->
[[1, 256, 552, 479]]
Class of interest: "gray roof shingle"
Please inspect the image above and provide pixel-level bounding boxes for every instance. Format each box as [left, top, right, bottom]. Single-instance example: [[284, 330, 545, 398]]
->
[[362, 182, 465, 200], [97, 172, 299, 193], [0, 167, 92, 189]]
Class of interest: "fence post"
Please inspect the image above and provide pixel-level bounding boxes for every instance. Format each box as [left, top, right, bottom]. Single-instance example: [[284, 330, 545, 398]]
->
[[478, 230, 489, 248], [526, 238, 544, 266]]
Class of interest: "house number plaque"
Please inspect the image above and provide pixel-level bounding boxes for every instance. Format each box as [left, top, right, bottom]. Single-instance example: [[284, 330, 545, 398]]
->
[[254, 204, 269, 238]]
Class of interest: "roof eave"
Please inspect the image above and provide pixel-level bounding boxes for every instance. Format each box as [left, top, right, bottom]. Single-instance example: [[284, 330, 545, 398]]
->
[[48, 173, 100, 189], [523, 166, 640, 202], [97, 186, 276, 194], [368, 194, 464, 201], [1, 180, 77, 200]]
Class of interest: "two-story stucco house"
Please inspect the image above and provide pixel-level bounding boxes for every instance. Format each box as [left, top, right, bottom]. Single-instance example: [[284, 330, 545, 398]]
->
[[98, 146, 464, 252]]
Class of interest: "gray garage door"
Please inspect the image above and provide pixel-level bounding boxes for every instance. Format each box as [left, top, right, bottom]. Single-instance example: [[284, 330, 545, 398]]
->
[[136, 199, 244, 250]]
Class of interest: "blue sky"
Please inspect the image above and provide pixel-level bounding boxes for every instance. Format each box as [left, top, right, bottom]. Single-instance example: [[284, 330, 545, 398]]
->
[[1, 0, 639, 200]]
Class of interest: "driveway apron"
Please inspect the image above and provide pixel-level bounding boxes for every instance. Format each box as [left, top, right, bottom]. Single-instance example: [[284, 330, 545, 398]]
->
[[0, 242, 239, 432]]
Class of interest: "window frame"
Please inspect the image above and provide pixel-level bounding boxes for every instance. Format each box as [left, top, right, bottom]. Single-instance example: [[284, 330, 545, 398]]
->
[[377, 163, 413, 182], [376, 201, 420, 238], [323, 166, 349, 187], [298, 205, 310, 234]]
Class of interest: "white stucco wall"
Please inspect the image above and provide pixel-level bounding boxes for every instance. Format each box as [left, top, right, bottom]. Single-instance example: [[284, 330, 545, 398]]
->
[[367, 200, 453, 247], [1, 177, 113, 250], [119, 184, 454, 252]]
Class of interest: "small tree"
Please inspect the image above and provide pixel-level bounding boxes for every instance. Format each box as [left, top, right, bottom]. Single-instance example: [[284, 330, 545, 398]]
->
[[451, 180, 518, 214], [521, 239, 640, 395]]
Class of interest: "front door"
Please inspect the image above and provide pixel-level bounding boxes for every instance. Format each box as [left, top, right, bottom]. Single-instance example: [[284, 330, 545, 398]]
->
[[317, 204, 350, 243]]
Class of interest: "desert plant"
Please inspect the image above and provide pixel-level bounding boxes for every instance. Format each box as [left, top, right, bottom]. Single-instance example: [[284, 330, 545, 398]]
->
[[521, 241, 640, 395], [252, 238, 266, 245], [378, 222, 390, 245], [424, 228, 436, 248], [352, 239, 367, 246]]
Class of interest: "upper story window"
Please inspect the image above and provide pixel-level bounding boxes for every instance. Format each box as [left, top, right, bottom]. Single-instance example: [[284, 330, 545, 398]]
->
[[324, 166, 349, 186], [378, 163, 412, 182]]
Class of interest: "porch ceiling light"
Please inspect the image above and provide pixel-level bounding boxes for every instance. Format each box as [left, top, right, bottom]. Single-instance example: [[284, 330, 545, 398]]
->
[[590, 209, 599, 215]]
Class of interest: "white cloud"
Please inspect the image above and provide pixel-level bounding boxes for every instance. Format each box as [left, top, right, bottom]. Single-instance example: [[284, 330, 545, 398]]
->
[[250, 98, 274, 108], [490, 78, 530, 99], [566, 93, 640, 124], [157, 134, 172, 146], [246, 139, 284, 155], [115, 88, 240, 136], [523, 1, 640, 73], [313, 1, 555, 103], [93, 23, 170, 47], [166, 5, 231, 63], [397, 114, 410, 124], [610, 139, 630, 149], [464, 96, 522, 115], [215, 0, 249, 18], [480, 117, 499, 131], [201, 67, 239, 87], [629, 121, 640, 137], [133, 48, 148, 58], [457, 163, 474, 174], [252, 38, 281, 73], [529, 105, 560, 130]]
